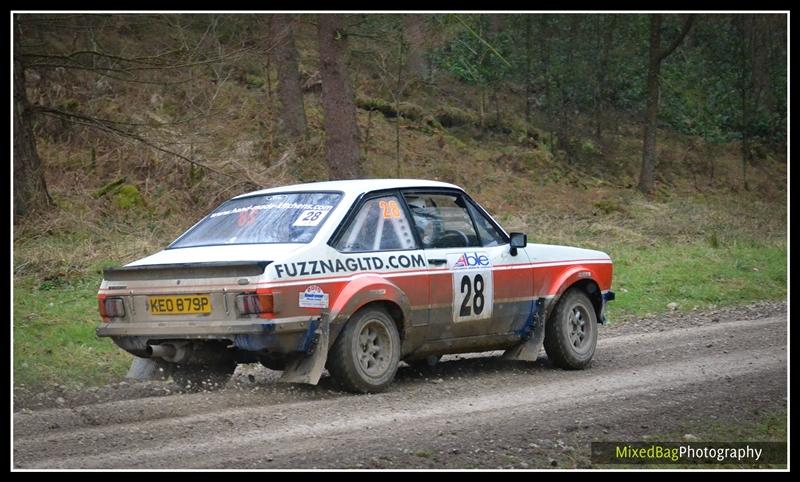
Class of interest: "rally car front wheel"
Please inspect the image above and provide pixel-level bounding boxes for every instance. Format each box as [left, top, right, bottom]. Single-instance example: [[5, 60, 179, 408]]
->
[[327, 306, 401, 393], [543, 288, 598, 369]]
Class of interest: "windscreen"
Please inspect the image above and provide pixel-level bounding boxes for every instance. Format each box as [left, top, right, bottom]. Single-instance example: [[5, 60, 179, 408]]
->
[[170, 192, 342, 248]]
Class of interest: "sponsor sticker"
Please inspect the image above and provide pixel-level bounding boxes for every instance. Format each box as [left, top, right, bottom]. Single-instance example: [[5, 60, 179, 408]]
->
[[448, 252, 493, 322], [210, 202, 333, 218], [299, 285, 329, 309], [451, 252, 491, 270], [273, 254, 427, 278], [293, 209, 329, 226]]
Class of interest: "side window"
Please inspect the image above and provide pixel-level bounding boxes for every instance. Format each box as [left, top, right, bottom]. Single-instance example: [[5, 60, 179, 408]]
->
[[466, 199, 507, 247], [403, 193, 480, 249], [335, 195, 417, 252]]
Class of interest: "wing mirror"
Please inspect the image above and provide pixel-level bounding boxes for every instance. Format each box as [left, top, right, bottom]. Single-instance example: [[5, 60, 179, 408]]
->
[[509, 232, 527, 256]]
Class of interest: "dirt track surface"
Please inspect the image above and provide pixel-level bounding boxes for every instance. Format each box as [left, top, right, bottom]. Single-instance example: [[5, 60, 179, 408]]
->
[[13, 302, 787, 469]]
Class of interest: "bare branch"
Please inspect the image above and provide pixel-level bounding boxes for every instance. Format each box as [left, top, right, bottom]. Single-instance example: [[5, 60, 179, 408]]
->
[[36, 107, 246, 183], [23, 44, 257, 73]]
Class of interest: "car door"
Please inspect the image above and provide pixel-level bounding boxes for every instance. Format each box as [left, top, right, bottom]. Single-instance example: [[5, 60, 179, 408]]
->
[[463, 195, 533, 337], [401, 190, 530, 340], [331, 191, 430, 330]]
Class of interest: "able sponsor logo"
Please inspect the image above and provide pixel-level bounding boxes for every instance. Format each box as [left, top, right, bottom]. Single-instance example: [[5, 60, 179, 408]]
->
[[452, 252, 490, 270]]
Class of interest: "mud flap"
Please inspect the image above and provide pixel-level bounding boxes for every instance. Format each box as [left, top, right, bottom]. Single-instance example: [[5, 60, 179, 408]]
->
[[125, 356, 169, 381], [503, 298, 546, 362], [278, 318, 330, 385]]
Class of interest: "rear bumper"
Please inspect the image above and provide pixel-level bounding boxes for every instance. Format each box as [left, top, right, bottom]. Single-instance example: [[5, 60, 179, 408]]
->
[[96, 315, 315, 338]]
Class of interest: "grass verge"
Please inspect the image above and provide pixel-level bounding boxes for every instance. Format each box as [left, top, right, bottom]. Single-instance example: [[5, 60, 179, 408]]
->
[[606, 241, 787, 321], [13, 276, 132, 388]]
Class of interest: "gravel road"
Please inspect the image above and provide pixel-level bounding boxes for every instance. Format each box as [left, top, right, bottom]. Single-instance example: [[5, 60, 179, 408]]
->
[[13, 301, 787, 469]]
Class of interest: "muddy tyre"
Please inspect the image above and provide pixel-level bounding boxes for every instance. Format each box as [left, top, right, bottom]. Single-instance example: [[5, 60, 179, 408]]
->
[[170, 361, 236, 391], [544, 289, 598, 369], [327, 307, 401, 393]]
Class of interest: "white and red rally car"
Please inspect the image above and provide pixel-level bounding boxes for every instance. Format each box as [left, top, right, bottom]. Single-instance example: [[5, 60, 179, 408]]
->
[[97, 179, 614, 393]]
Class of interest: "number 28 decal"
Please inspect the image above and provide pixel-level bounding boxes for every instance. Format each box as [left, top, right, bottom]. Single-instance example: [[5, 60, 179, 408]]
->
[[459, 274, 485, 316], [452, 271, 493, 322], [379, 199, 402, 219], [293, 209, 329, 227]]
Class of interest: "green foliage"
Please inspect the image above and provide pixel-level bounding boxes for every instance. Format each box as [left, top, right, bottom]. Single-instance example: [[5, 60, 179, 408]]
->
[[581, 140, 601, 156], [432, 15, 514, 86], [91, 177, 127, 199], [356, 96, 395, 115], [112, 184, 144, 209], [708, 231, 720, 249], [426, 13, 785, 147], [659, 16, 741, 143], [244, 74, 265, 88], [356, 97, 425, 122]]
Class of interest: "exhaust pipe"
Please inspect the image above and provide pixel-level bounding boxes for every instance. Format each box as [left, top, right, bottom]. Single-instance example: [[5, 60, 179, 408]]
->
[[147, 343, 177, 360]]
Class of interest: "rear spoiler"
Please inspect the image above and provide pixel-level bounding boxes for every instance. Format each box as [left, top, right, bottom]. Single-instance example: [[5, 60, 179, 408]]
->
[[102, 261, 271, 281]]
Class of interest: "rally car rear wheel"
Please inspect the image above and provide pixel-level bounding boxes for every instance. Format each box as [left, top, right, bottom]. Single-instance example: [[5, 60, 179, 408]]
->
[[328, 307, 401, 393], [544, 288, 598, 369]]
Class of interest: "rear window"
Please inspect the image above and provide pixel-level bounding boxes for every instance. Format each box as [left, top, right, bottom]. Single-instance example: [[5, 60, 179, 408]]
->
[[170, 192, 342, 248]]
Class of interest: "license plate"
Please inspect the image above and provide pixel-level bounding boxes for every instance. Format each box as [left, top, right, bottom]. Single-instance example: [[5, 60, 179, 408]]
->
[[148, 295, 211, 315]]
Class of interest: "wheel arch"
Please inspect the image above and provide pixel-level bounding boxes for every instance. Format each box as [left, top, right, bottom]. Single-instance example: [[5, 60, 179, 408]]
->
[[548, 278, 603, 323], [326, 275, 411, 346]]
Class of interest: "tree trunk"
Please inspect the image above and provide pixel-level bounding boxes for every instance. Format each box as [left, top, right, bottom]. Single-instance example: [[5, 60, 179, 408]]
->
[[394, 28, 403, 176], [524, 15, 532, 137], [270, 14, 307, 140], [318, 15, 362, 180], [638, 16, 663, 194], [561, 15, 580, 163], [738, 14, 770, 191], [739, 16, 753, 191], [540, 16, 553, 149], [403, 14, 428, 82], [638, 14, 694, 193], [14, 20, 52, 219], [595, 15, 616, 143]]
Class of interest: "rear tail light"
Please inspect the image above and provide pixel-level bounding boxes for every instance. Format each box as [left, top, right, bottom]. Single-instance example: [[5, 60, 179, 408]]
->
[[99, 297, 125, 321], [236, 293, 274, 315]]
